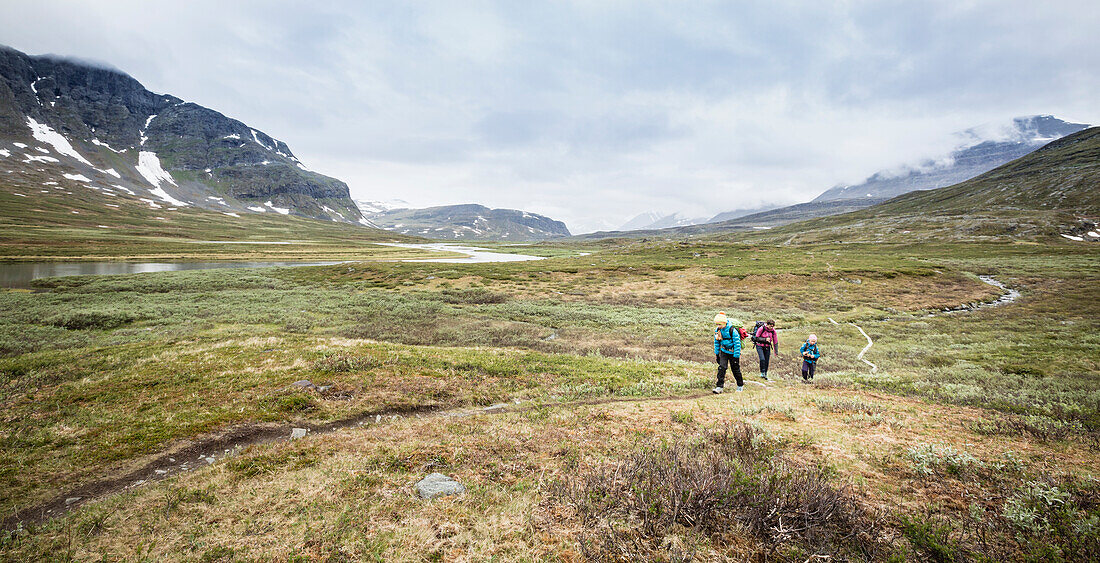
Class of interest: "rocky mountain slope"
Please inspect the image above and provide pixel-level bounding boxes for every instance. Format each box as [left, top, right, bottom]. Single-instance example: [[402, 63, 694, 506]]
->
[[364, 203, 570, 240], [814, 115, 1089, 202], [0, 45, 365, 224]]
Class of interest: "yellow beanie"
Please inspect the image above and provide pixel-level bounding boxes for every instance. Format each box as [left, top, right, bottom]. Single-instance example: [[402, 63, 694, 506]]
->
[[713, 312, 728, 324]]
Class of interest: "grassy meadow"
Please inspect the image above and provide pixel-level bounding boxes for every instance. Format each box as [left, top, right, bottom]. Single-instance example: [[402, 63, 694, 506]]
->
[[1, 234, 1098, 560]]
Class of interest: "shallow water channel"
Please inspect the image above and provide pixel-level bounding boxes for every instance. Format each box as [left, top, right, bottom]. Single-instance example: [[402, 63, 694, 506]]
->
[[376, 242, 546, 263], [0, 261, 343, 289]]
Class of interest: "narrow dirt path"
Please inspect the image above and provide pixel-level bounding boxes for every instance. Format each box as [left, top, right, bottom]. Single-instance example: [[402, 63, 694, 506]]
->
[[851, 322, 877, 374], [4, 390, 726, 529]]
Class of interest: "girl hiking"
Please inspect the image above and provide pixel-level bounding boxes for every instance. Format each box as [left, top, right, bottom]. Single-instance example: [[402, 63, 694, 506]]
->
[[800, 334, 820, 382], [712, 312, 744, 394], [752, 319, 779, 381]]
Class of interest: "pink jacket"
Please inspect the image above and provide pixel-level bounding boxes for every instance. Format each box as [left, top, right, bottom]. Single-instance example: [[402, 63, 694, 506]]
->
[[754, 325, 779, 351]]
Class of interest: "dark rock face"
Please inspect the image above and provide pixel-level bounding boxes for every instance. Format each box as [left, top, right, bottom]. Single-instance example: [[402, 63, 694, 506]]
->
[[366, 203, 571, 240], [0, 45, 362, 223], [814, 115, 1090, 203]]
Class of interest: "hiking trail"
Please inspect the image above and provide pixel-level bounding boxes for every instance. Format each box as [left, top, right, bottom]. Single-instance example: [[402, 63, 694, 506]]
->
[[851, 323, 877, 374]]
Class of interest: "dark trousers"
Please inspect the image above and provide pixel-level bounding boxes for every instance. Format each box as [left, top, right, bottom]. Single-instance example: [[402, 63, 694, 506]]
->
[[717, 351, 743, 388], [756, 346, 771, 374], [801, 360, 816, 380]]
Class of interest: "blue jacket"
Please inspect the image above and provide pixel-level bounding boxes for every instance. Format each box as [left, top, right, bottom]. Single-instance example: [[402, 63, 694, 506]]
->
[[714, 322, 742, 357], [800, 342, 820, 363]]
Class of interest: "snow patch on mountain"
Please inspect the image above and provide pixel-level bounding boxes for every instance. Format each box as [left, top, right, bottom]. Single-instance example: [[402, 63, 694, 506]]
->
[[91, 138, 123, 152], [136, 151, 189, 206], [23, 154, 59, 164], [136, 151, 177, 187], [26, 117, 92, 166], [265, 201, 290, 215]]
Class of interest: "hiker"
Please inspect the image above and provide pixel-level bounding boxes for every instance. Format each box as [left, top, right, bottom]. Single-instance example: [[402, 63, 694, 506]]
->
[[800, 334, 820, 382], [752, 319, 779, 380], [712, 312, 744, 394]]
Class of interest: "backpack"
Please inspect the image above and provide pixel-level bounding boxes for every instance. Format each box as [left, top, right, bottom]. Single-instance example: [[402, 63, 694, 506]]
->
[[751, 321, 768, 344]]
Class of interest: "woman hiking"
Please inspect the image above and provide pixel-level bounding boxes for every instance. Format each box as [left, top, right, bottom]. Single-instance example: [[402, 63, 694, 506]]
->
[[712, 312, 744, 394], [753, 319, 779, 381]]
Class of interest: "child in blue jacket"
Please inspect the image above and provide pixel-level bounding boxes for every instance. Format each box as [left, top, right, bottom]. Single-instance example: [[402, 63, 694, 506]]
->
[[712, 312, 744, 393], [800, 334, 820, 382]]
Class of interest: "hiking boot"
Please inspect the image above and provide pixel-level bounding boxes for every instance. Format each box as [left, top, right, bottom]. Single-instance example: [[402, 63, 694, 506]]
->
[[736, 386, 744, 392], [712, 386, 723, 394], [760, 374, 769, 381]]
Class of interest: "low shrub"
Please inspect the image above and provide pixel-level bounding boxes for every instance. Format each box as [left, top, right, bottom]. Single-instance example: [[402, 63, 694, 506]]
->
[[908, 444, 982, 477], [225, 445, 319, 478], [669, 410, 694, 424], [1000, 480, 1100, 560], [440, 288, 509, 304], [261, 392, 318, 413], [1000, 363, 1047, 378], [312, 351, 382, 373], [813, 397, 880, 415], [900, 515, 962, 562], [553, 423, 882, 560], [972, 414, 1092, 443], [46, 310, 136, 330]]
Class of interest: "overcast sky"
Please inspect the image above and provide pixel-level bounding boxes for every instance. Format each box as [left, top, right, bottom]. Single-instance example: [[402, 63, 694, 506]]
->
[[3, 1, 1098, 232]]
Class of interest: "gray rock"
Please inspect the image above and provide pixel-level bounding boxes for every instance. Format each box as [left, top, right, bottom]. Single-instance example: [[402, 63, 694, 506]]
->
[[64, 497, 81, 505], [290, 427, 308, 439], [317, 385, 332, 393], [291, 380, 314, 389], [415, 473, 465, 500]]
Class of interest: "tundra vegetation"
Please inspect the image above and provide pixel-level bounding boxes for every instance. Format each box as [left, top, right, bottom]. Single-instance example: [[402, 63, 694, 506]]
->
[[0, 232, 1097, 561]]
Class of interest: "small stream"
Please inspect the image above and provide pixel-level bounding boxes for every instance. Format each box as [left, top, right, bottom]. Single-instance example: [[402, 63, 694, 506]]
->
[[931, 275, 1021, 315], [376, 242, 546, 263]]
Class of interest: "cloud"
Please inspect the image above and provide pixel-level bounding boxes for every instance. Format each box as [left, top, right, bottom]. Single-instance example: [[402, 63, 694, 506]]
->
[[3, 0, 1099, 232]]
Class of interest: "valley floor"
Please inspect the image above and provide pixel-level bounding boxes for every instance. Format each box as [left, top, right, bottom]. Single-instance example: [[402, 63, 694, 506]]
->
[[1, 237, 1097, 560]]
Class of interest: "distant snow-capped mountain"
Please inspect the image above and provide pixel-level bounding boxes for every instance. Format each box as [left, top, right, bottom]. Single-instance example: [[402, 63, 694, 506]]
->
[[814, 115, 1089, 202], [362, 203, 571, 241], [354, 198, 410, 214], [618, 211, 708, 231]]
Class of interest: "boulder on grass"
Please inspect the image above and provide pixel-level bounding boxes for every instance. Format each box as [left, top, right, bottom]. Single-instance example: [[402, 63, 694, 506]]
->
[[415, 473, 465, 500]]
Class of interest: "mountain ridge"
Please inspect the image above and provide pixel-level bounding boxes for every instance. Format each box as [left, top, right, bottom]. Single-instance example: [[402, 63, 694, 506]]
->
[[364, 203, 571, 240], [0, 44, 365, 224]]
